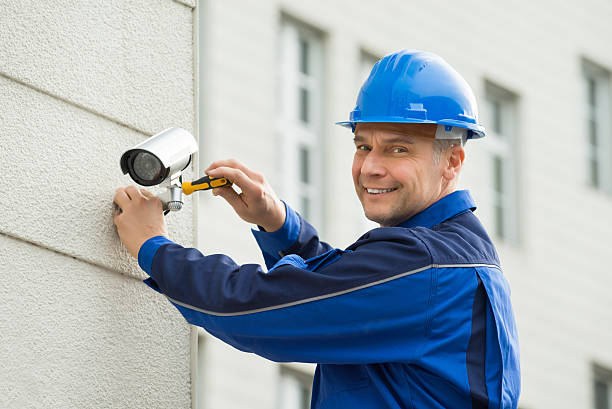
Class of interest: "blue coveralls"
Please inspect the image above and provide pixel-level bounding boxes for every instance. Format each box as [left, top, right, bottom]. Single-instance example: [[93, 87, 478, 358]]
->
[[138, 190, 521, 408]]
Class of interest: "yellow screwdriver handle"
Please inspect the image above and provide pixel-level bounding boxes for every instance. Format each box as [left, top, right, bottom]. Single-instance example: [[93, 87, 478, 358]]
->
[[182, 175, 232, 195]]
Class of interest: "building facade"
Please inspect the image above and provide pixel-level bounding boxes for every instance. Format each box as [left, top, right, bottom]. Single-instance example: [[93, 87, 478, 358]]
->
[[1, 1, 197, 408], [195, 1, 612, 409], [2, 1, 611, 408]]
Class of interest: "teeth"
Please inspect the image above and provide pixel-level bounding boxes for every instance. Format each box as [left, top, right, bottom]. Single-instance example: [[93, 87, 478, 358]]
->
[[366, 188, 396, 194]]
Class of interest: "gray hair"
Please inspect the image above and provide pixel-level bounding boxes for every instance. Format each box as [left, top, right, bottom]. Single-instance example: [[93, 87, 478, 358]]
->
[[432, 138, 464, 165]]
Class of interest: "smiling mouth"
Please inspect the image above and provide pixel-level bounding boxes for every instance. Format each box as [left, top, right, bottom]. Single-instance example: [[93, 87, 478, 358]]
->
[[365, 187, 398, 195]]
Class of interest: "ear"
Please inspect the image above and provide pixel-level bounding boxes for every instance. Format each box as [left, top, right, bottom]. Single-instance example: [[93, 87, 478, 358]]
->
[[442, 144, 465, 181]]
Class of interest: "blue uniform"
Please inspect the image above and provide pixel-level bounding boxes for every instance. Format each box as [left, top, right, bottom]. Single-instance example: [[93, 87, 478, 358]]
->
[[138, 190, 520, 408]]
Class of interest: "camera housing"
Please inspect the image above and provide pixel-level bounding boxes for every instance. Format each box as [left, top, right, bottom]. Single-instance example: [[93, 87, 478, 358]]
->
[[120, 127, 198, 213], [120, 127, 198, 186]]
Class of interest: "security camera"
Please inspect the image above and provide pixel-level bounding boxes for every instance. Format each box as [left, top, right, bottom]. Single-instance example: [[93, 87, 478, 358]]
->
[[121, 127, 197, 187], [120, 127, 231, 214]]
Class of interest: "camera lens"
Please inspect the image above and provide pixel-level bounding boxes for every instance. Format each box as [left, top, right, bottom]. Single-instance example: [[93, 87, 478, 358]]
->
[[132, 151, 164, 184]]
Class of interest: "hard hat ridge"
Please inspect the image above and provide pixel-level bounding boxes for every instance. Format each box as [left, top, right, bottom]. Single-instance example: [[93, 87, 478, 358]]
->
[[337, 49, 485, 140]]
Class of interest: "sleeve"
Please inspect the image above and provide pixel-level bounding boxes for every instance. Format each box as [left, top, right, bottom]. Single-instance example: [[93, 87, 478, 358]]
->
[[138, 228, 436, 365], [250, 201, 334, 269]]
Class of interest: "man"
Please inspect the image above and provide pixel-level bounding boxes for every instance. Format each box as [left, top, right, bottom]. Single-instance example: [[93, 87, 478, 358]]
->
[[114, 50, 520, 408]]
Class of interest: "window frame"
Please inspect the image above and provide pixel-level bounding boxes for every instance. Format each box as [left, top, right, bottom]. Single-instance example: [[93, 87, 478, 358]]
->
[[278, 18, 324, 226], [483, 81, 520, 244], [593, 363, 612, 409], [276, 365, 314, 409], [583, 59, 612, 193]]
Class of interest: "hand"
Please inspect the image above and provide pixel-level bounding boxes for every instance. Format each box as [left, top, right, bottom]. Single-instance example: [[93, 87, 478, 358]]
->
[[113, 186, 168, 259], [205, 159, 286, 232]]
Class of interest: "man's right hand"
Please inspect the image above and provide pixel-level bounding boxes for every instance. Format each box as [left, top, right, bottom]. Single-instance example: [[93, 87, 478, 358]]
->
[[204, 159, 286, 232]]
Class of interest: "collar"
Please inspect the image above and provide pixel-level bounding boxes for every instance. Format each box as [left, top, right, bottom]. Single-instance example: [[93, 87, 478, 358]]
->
[[397, 190, 476, 229]]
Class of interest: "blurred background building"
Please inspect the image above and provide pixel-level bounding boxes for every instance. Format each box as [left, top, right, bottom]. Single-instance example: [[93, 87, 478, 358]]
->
[[1, 1, 611, 408]]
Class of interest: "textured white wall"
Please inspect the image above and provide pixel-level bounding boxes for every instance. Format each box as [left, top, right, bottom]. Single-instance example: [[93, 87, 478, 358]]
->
[[0, 0, 194, 135], [1, 1, 197, 408], [195, 0, 612, 409], [0, 235, 191, 408]]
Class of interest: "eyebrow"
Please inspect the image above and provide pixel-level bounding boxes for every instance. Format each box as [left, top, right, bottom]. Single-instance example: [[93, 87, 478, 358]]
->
[[353, 133, 415, 144]]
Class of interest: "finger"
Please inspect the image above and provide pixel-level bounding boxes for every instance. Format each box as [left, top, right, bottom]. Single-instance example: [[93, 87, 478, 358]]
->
[[206, 166, 261, 197], [113, 205, 122, 224], [125, 185, 141, 201], [206, 158, 263, 182], [213, 186, 246, 212], [139, 188, 156, 199], [113, 188, 131, 210], [140, 189, 163, 211]]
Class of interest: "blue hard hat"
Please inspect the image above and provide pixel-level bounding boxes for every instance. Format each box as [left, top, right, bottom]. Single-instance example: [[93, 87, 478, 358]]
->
[[337, 50, 485, 139]]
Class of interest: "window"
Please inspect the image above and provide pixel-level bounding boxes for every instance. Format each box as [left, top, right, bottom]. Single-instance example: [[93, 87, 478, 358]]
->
[[594, 364, 612, 409], [277, 366, 313, 409], [484, 82, 519, 243], [278, 18, 324, 226], [583, 59, 612, 193]]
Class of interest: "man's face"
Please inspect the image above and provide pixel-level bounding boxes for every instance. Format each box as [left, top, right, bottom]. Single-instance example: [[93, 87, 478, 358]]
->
[[352, 123, 447, 227]]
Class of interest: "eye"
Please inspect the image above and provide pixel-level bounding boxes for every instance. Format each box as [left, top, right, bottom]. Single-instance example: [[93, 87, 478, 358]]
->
[[392, 147, 408, 153], [356, 145, 371, 151]]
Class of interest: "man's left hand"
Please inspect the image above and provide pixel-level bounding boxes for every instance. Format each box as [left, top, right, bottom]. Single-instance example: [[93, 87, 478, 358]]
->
[[113, 186, 168, 259]]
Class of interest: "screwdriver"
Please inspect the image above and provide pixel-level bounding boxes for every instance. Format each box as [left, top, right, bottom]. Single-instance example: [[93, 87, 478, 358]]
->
[[182, 175, 232, 195]]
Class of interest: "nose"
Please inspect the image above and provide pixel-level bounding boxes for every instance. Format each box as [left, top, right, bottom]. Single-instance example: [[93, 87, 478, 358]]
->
[[360, 149, 387, 178]]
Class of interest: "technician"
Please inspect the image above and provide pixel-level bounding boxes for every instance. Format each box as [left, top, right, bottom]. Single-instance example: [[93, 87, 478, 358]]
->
[[114, 50, 521, 408]]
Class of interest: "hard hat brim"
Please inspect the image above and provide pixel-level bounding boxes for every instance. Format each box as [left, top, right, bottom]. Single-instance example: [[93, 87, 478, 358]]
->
[[335, 118, 485, 139]]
